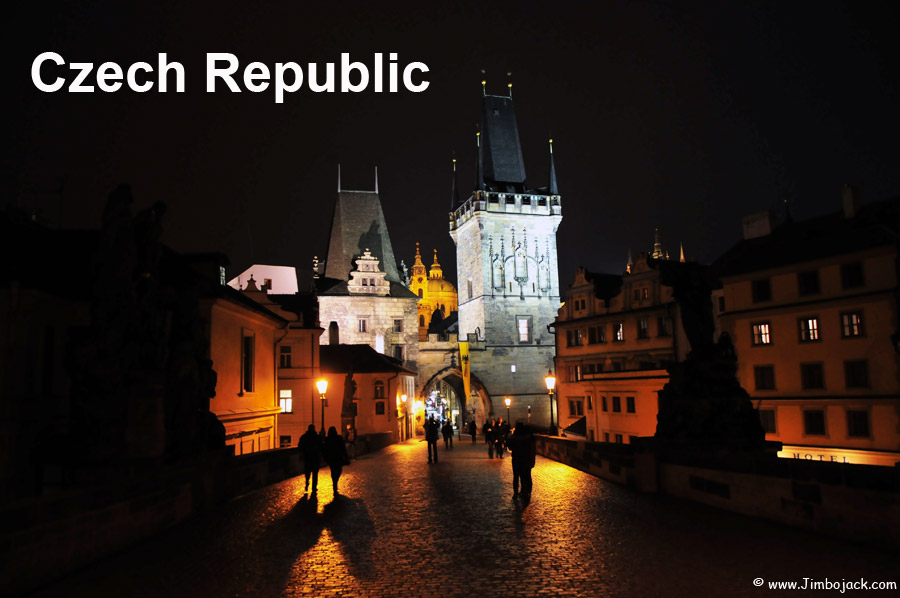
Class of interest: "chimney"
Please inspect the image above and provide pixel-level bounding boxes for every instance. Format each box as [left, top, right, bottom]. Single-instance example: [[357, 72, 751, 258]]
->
[[842, 185, 859, 219], [328, 321, 340, 345], [742, 210, 775, 240]]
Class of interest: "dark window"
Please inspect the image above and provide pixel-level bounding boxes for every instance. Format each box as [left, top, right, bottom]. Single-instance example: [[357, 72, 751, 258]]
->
[[803, 410, 826, 436], [419, 315, 425, 327], [588, 325, 606, 344], [841, 312, 864, 337], [846, 410, 870, 438], [358, 319, 368, 332], [612, 396, 621, 413], [601, 396, 608, 412], [751, 322, 771, 345], [569, 399, 584, 416], [633, 289, 640, 301], [626, 396, 635, 413], [566, 329, 583, 347], [393, 345, 404, 361], [798, 317, 820, 342], [841, 261, 864, 289], [754, 365, 775, 390], [374, 380, 386, 398], [604, 432, 610, 442], [393, 319, 403, 333], [752, 279, 772, 302], [375, 401, 386, 415], [637, 319, 649, 339], [279, 345, 292, 368], [800, 363, 825, 390], [586, 395, 593, 411], [615, 434, 623, 444], [657, 316, 672, 337], [759, 409, 776, 434], [241, 334, 255, 393], [418, 288, 423, 298], [467, 280, 473, 299], [797, 270, 820, 296], [844, 360, 869, 388], [718, 296, 725, 312]]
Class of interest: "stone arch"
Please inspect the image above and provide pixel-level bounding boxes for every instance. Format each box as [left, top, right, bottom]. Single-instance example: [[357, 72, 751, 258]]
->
[[421, 366, 494, 424]]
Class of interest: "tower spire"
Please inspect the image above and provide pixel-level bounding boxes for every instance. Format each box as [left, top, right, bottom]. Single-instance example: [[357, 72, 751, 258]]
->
[[626, 249, 633, 274], [652, 227, 664, 259], [450, 155, 461, 209], [548, 138, 559, 195], [475, 127, 484, 191], [679, 242, 686, 263], [507, 72, 512, 98], [375, 165, 379, 194]]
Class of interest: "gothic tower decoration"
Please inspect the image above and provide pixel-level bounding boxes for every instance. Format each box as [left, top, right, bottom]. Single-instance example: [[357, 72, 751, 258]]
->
[[449, 82, 563, 426]]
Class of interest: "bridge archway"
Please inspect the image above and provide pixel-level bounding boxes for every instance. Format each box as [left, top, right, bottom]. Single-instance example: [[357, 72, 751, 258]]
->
[[421, 367, 494, 428]]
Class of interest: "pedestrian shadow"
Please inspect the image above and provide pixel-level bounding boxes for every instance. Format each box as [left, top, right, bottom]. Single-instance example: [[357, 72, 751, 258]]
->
[[320, 495, 378, 580]]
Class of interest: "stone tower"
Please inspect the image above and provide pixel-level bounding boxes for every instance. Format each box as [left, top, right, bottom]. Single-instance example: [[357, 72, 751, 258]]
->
[[448, 88, 563, 426]]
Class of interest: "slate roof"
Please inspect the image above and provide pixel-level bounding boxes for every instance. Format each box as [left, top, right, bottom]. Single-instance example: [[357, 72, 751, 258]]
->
[[481, 94, 527, 190], [320, 344, 416, 375], [324, 190, 401, 283], [713, 196, 900, 278]]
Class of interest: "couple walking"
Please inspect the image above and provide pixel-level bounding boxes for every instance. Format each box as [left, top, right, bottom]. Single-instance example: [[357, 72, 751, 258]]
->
[[298, 424, 350, 495]]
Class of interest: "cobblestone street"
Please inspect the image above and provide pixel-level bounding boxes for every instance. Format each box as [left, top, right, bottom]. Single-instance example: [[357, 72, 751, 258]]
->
[[34, 438, 896, 597]]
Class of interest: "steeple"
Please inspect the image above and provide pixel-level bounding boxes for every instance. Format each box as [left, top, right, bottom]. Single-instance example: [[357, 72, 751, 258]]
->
[[450, 156, 461, 209], [652, 228, 664, 259], [480, 87, 527, 192], [475, 128, 484, 191], [429, 249, 443, 279], [411, 242, 427, 278], [548, 138, 559, 195], [679, 242, 686, 263], [626, 249, 633, 274]]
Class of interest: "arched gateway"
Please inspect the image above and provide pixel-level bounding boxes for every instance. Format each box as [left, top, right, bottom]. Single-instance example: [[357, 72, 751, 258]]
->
[[420, 367, 493, 429]]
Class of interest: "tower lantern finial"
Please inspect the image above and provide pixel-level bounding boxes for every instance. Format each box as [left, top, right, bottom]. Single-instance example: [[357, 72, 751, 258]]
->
[[375, 165, 379, 194], [507, 71, 512, 98], [481, 69, 486, 96]]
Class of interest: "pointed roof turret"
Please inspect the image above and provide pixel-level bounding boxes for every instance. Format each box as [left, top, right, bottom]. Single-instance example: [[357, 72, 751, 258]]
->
[[679, 242, 686, 263], [411, 242, 427, 278], [429, 249, 443, 279], [549, 138, 559, 195], [480, 86, 527, 192]]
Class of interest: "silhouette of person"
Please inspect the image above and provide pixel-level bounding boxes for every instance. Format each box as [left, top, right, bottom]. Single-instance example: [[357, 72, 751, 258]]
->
[[468, 419, 477, 444], [343, 424, 357, 460], [424, 415, 440, 463], [298, 424, 323, 494], [441, 419, 454, 449], [495, 417, 510, 459], [484, 418, 495, 458], [324, 426, 350, 495], [507, 422, 536, 499]]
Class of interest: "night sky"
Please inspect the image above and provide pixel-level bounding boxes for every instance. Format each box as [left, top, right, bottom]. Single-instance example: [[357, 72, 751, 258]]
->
[[11, 1, 900, 287]]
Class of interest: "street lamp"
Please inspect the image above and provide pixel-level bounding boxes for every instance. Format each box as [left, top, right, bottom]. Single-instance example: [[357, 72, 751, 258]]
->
[[316, 378, 328, 434], [505, 397, 511, 423], [545, 369, 557, 434]]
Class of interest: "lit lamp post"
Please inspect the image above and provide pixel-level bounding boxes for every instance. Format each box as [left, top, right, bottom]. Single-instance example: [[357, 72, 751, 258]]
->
[[316, 378, 328, 434], [401, 394, 408, 440], [545, 369, 557, 435], [505, 397, 511, 423]]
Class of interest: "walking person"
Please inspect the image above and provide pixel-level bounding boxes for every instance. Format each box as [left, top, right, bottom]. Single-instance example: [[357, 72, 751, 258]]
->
[[494, 417, 508, 459], [468, 419, 477, 444], [343, 424, 357, 460], [507, 422, 537, 499], [424, 415, 440, 463], [484, 418, 495, 458], [298, 424, 323, 495], [323, 426, 350, 495], [441, 419, 454, 450]]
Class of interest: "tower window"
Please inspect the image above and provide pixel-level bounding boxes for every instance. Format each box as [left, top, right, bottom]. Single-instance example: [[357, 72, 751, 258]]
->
[[358, 319, 368, 332], [517, 316, 532, 343]]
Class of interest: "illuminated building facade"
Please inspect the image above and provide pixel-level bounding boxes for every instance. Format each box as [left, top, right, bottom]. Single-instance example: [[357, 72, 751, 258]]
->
[[447, 87, 562, 426], [554, 248, 690, 442], [408, 243, 459, 340], [715, 190, 900, 466]]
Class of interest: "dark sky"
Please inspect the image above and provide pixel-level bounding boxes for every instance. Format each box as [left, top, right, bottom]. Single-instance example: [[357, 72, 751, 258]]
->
[[11, 1, 900, 287]]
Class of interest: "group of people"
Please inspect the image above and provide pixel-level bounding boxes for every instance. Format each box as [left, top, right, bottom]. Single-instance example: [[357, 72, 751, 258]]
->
[[481, 417, 511, 459], [297, 424, 350, 496]]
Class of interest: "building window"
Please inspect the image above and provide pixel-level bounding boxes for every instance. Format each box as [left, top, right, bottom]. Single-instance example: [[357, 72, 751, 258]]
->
[[604, 432, 610, 442], [797, 270, 820, 296], [612, 396, 621, 413], [841, 311, 864, 337], [613, 322, 625, 342], [568, 365, 582, 382], [569, 399, 584, 416], [641, 288, 649, 300], [419, 315, 425, 327], [800, 362, 825, 390], [633, 289, 640, 301], [844, 360, 869, 388], [375, 401, 386, 415], [601, 396, 608, 412], [751, 279, 772, 303], [798, 317, 819, 342], [588, 325, 606, 344], [657, 316, 672, 337], [393, 345, 404, 361], [467, 280, 473, 299], [517, 316, 532, 343], [241, 331, 255, 393], [279, 389, 293, 413], [718, 296, 726, 312], [358, 319, 368, 332], [751, 322, 771, 345], [754, 365, 775, 390], [279, 345, 292, 368], [279, 435, 292, 448], [615, 434, 624, 444], [374, 380, 386, 398], [759, 409, 776, 434], [418, 288, 423, 298], [803, 410, 826, 436], [586, 395, 593, 411], [637, 319, 649, 339], [393, 319, 403, 333], [846, 410, 870, 438], [626, 396, 635, 413], [841, 261, 864, 289]]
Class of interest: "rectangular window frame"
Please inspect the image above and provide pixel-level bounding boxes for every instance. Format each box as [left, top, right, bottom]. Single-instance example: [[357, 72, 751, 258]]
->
[[841, 311, 864, 338], [626, 396, 635, 413], [613, 322, 625, 342], [803, 409, 827, 437], [846, 409, 870, 438], [751, 278, 772, 303], [800, 362, 825, 390], [798, 317, 820, 343], [279, 345, 293, 368], [241, 329, 255, 394], [751, 322, 772, 346], [759, 409, 776, 434], [844, 360, 869, 389], [753, 365, 776, 391], [637, 319, 649, 339], [517, 316, 533, 344], [612, 396, 621, 413]]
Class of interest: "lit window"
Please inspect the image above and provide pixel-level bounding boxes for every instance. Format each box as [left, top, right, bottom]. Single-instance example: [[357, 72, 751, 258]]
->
[[799, 317, 819, 342], [613, 322, 624, 342], [279, 389, 293, 413], [841, 312, 863, 337], [517, 317, 532, 343], [751, 322, 771, 345], [358, 319, 368, 332], [641, 288, 649, 300], [279, 345, 292, 368]]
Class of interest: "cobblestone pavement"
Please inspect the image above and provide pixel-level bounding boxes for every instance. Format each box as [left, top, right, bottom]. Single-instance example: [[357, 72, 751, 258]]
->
[[34, 438, 896, 597]]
